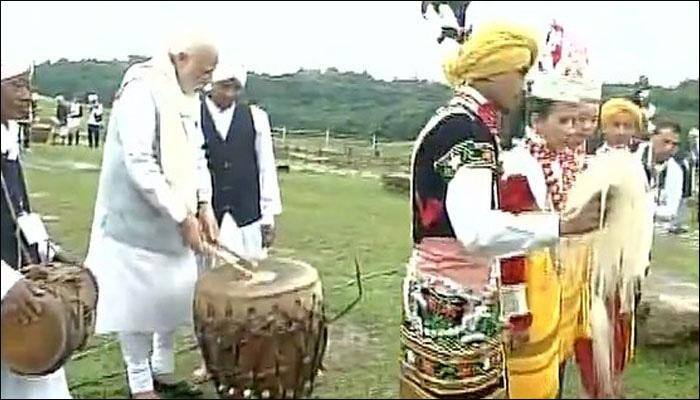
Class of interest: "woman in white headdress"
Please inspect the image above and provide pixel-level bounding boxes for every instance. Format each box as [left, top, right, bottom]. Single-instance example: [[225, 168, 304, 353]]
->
[[499, 21, 601, 399]]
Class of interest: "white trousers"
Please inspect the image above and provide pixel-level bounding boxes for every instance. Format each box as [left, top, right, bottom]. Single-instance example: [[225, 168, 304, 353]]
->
[[118, 331, 175, 394], [219, 213, 266, 262], [670, 198, 688, 230], [0, 366, 71, 399]]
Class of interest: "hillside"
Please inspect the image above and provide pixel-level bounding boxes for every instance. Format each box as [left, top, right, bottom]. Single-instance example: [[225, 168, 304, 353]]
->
[[33, 59, 699, 145]]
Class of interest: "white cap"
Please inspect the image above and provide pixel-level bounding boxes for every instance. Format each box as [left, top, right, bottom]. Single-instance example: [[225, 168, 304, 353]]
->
[[212, 60, 247, 88], [88, 94, 99, 102], [689, 128, 699, 138], [1, 60, 32, 81]]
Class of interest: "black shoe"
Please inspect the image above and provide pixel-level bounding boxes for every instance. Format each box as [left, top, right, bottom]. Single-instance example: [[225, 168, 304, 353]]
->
[[153, 377, 202, 397]]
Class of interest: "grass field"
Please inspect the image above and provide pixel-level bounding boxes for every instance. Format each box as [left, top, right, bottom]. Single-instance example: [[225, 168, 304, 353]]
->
[[20, 144, 699, 399]]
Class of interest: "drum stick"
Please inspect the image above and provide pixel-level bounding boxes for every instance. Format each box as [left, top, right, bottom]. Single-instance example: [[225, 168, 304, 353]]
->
[[216, 243, 252, 266], [205, 244, 255, 278]]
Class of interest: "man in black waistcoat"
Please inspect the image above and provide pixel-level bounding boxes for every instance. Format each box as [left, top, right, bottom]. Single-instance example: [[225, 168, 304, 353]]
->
[[199, 60, 281, 263]]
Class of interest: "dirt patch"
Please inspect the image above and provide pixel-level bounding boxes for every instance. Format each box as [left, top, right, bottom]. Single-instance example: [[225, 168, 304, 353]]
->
[[323, 323, 378, 370]]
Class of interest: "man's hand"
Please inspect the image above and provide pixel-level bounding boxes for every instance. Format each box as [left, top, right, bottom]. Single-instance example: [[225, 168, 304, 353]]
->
[[261, 224, 276, 248], [1, 279, 44, 325], [560, 189, 615, 236], [180, 214, 204, 253], [197, 203, 219, 245], [20, 264, 50, 281]]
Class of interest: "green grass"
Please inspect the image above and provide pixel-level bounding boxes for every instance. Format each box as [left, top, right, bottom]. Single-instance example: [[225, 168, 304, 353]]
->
[[652, 234, 699, 282], [20, 145, 699, 399]]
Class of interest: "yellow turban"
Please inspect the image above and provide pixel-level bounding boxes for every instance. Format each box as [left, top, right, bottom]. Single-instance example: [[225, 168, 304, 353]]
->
[[600, 98, 643, 131], [443, 22, 539, 87]]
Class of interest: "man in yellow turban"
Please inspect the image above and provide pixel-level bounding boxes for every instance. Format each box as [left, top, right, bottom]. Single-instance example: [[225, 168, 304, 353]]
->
[[443, 22, 539, 114], [597, 98, 644, 154], [400, 16, 602, 399]]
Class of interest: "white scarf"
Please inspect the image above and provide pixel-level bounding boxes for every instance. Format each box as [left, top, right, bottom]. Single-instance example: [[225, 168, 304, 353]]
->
[[118, 55, 198, 213]]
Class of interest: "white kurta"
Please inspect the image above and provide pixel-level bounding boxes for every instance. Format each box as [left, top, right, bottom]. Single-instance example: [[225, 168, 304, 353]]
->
[[655, 157, 684, 222], [203, 99, 282, 261], [87, 103, 103, 126], [1, 121, 21, 161], [85, 78, 210, 333], [67, 103, 81, 130], [1, 261, 71, 399]]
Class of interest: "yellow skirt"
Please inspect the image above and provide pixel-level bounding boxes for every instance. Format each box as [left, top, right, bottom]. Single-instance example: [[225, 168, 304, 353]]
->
[[558, 239, 591, 360], [507, 250, 561, 399]]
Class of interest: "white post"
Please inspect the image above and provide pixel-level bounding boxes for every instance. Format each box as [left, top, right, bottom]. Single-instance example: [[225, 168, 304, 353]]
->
[[692, 134, 699, 196], [372, 133, 377, 151], [325, 128, 330, 148], [282, 126, 287, 143]]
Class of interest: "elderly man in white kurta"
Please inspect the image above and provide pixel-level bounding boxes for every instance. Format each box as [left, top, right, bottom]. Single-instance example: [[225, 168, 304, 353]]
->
[[1, 62, 72, 399], [85, 34, 219, 399], [199, 59, 282, 262]]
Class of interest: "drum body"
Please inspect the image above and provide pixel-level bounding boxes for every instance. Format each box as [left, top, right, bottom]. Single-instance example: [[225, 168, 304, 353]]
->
[[1, 263, 98, 375], [194, 257, 327, 399]]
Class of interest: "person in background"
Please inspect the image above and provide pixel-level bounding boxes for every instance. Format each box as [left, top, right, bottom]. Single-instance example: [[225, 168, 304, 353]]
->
[[650, 122, 682, 231], [671, 154, 693, 234], [54, 95, 69, 145], [596, 98, 642, 154], [689, 128, 699, 198], [87, 93, 103, 149], [67, 97, 82, 146], [18, 106, 32, 152]]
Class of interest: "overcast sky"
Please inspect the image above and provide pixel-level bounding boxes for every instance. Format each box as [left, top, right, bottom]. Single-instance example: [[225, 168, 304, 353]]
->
[[2, 1, 698, 87]]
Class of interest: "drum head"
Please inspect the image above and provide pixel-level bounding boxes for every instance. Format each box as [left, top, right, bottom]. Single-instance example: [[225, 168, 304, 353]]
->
[[0, 297, 68, 375], [198, 257, 319, 299]]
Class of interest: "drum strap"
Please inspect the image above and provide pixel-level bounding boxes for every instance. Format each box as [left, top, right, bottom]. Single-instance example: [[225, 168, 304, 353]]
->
[[1, 171, 32, 268]]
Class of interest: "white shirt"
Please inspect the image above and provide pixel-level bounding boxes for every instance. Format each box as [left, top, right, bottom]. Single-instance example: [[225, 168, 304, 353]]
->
[[68, 103, 80, 118], [1, 121, 21, 161], [87, 103, 103, 126], [655, 157, 684, 221], [204, 98, 282, 225], [67, 103, 81, 129], [115, 79, 211, 223]]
